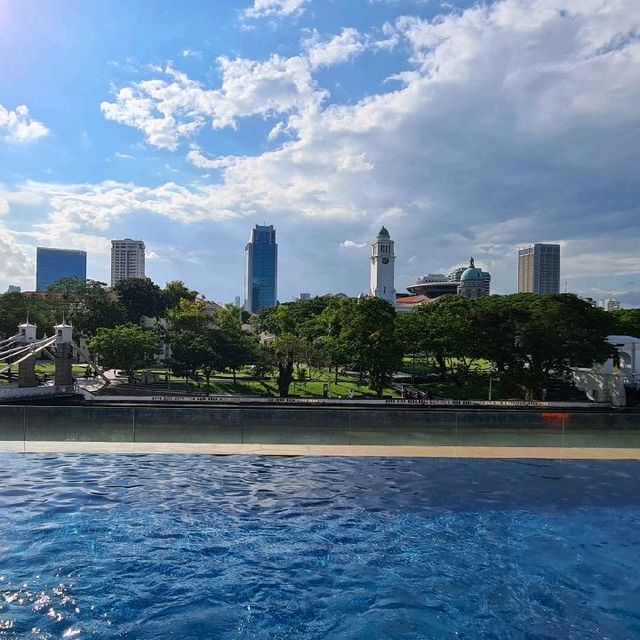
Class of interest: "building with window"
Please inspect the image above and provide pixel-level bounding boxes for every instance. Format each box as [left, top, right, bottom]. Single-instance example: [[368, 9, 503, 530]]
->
[[111, 239, 145, 286], [600, 298, 621, 312], [36, 247, 87, 292], [518, 243, 560, 294], [406, 260, 491, 300], [244, 225, 278, 313], [457, 258, 488, 298]]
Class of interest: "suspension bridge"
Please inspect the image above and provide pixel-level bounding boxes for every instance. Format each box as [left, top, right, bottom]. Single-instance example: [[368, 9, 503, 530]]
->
[[0, 321, 81, 401]]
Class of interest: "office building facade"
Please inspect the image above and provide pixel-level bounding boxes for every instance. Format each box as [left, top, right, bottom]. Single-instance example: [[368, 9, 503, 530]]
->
[[244, 225, 278, 313], [518, 243, 560, 294], [36, 247, 87, 292], [111, 239, 145, 286]]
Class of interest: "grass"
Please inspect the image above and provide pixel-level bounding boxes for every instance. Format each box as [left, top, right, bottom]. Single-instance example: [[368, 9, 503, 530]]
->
[[402, 356, 494, 375], [35, 363, 88, 376], [415, 375, 519, 401], [137, 366, 400, 398]]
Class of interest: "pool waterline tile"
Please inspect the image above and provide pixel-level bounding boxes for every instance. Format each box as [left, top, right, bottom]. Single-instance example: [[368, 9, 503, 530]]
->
[[2, 441, 640, 458]]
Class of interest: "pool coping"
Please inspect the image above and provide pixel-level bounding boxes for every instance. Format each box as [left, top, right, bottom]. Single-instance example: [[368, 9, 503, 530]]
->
[[1, 441, 640, 458]]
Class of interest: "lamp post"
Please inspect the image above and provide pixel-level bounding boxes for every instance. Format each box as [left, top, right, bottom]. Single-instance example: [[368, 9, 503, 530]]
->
[[488, 368, 498, 401]]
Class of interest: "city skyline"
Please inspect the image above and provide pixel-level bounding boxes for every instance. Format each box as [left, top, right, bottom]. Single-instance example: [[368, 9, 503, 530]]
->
[[11, 228, 624, 306], [0, 0, 638, 305]]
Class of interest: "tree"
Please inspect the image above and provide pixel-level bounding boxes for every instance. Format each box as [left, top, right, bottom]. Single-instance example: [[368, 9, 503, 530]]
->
[[254, 296, 332, 341], [114, 278, 167, 323], [166, 298, 210, 333], [69, 281, 126, 339], [505, 294, 616, 400], [322, 297, 402, 397], [46, 277, 86, 302], [163, 280, 199, 310], [0, 292, 58, 340], [263, 334, 309, 397], [403, 296, 478, 380], [89, 325, 159, 382], [611, 308, 640, 338], [313, 335, 350, 384], [213, 305, 259, 382], [167, 330, 203, 384]]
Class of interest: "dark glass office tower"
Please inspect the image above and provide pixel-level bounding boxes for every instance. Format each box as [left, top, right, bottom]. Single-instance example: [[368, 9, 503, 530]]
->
[[244, 225, 277, 313], [36, 247, 87, 292]]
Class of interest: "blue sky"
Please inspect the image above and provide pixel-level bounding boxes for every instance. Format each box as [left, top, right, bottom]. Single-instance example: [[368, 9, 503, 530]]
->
[[1, 0, 639, 305]]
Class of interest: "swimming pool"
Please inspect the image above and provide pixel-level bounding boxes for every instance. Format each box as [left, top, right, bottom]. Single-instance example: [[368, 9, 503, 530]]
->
[[1, 455, 639, 639]]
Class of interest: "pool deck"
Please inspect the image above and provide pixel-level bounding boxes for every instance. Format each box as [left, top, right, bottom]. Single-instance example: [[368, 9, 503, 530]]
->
[[2, 441, 640, 458]]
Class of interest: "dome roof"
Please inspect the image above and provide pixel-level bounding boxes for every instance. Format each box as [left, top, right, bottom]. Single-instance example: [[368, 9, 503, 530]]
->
[[377, 226, 390, 238], [460, 257, 482, 281]]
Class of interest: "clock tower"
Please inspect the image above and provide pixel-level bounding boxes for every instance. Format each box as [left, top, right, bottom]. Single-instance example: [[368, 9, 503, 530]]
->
[[370, 226, 396, 305]]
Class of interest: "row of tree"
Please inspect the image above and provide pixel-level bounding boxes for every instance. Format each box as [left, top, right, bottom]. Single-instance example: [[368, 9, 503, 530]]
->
[[1, 276, 638, 399]]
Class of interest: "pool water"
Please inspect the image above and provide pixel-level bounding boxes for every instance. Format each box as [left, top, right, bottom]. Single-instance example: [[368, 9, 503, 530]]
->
[[0, 455, 639, 639]]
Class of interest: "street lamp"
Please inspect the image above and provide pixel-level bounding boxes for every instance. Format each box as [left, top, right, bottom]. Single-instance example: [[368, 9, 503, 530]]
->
[[488, 368, 498, 401]]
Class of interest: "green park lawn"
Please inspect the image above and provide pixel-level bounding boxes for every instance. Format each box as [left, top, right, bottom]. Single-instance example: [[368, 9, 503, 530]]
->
[[139, 367, 401, 398], [415, 376, 515, 401]]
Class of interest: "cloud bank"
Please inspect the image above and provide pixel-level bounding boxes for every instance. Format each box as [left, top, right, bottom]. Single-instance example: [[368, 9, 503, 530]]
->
[[2, 0, 640, 304]]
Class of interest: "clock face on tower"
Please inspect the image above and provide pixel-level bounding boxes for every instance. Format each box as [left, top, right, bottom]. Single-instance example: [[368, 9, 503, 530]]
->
[[381, 257, 389, 264]]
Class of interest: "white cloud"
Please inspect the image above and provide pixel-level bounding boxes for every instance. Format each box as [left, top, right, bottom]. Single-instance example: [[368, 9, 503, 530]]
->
[[0, 224, 34, 291], [0, 198, 9, 217], [101, 57, 325, 150], [0, 104, 49, 143], [341, 240, 367, 249], [182, 49, 202, 59], [7, 0, 640, 303], [186, 148, 241, 170], [303, 28, 368, 69], [243, 0, 309, 19]]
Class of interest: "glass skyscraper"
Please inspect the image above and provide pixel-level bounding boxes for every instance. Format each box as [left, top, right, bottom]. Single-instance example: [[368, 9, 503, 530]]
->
[[36, 247, 87, 292], [244, 225, 277, 313]]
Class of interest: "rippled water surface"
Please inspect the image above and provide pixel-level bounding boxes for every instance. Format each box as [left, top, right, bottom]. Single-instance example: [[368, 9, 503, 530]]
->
[[0, 455, 639, 639]]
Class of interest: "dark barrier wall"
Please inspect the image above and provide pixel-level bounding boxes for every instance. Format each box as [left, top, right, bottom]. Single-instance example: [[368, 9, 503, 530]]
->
[[0, 406, 639, 447]]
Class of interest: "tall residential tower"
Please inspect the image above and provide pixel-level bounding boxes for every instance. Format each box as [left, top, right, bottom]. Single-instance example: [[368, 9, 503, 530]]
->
[[111, 239, 145, 286], [518, 243, 560, 294], [370, 226, 396, 304], [244, 225, 278, 313]]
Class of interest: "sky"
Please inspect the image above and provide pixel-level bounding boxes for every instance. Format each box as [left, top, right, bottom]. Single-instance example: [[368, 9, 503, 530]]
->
[[0, 0, 639, 306]]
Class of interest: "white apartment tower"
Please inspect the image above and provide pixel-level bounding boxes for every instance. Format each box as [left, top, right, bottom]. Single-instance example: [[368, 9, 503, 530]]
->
[[370, 226, 396, 305], [111, 239, 146, 286]]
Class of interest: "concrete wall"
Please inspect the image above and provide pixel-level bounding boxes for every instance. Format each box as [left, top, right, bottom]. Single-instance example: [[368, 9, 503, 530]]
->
[[0, 406, 639, 448]]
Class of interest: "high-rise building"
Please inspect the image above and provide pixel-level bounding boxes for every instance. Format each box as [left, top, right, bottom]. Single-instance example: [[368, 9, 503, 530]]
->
[[111, 239, 145, 286], [600, 298, 621, 312], [370, 226, 396, 304], [518, 243, 560, 294], [244, 225, 278, 313], [36, 247, 87, 292]]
